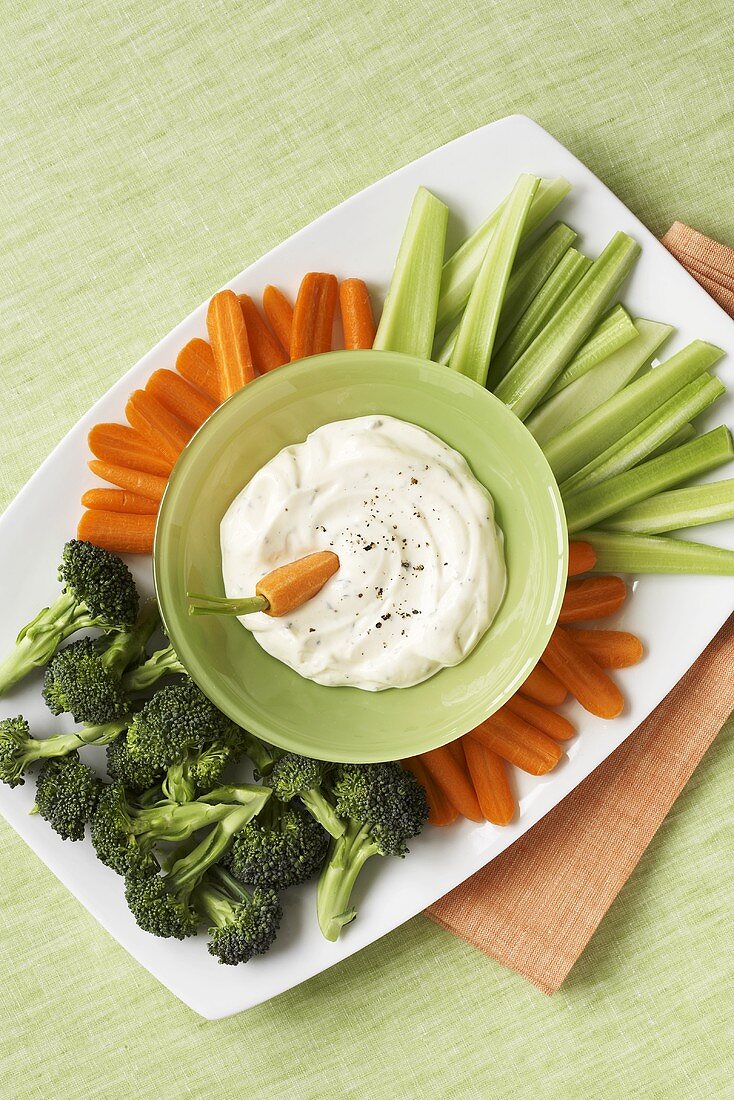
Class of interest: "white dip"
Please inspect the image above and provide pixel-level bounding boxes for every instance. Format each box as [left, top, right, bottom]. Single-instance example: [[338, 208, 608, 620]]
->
[[220, 415, 506, 691]]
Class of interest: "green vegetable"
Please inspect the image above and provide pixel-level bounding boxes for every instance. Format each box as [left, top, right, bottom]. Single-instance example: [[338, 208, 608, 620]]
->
[[126, 680, 235, 771], [542, 340, 724, 483], [449, 174, 539, 385], [599, 479, 734, 534], [0, 714, 127, 788], [526, 318, 673, 447], [495, 232, 641, 418], [577, 529, 734, 575], [645, 423, 696, 461], [194, 866, 282, 965], [564, 426, 734, 534], [106, 733, 164, 794], [267, 752, 345, 838], [122, 642, 186, 693], [33, 753, 103, 841], [316, 762, 428, 941], [545, 305, 638, 396], [226, 797, 329, 889], [0, 540, 139, 698], [372, 187, 449, 359]]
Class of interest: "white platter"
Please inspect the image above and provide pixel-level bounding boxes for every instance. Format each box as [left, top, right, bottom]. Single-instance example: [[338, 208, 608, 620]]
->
[[1, 115, 732, 1020]]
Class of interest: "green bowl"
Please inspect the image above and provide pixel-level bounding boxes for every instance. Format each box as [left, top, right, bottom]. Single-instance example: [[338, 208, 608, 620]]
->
[[154, 350, 567, 762]]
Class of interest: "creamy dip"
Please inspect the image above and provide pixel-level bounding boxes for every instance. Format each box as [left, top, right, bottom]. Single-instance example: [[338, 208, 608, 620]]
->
[[220, 416, 506, 691]]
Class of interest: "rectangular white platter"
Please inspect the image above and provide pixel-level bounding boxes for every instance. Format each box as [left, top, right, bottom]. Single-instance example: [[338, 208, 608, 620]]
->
[[1, 115, 732, 1020]]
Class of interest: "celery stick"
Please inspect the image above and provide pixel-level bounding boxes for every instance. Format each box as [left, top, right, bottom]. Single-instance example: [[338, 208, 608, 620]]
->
[[601, 479, 734, 534], [647, 423, 696, 460], [373, 187, 449, 359], [559, 374, 725, 496], [449, 175, 539, 385], [564, 426, 734, 534], [495, 232, 641, 419], [545, 305, 638, 397], [542, 340, 724, 483], [577, 530, 734, 575], [436, 177, 571, 331], [526, 318, 673, 447], [487, 249, 591, 389]]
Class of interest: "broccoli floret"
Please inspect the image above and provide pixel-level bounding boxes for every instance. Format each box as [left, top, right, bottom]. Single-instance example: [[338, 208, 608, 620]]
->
[[42, 600, 160, 724], [126, 680, 236, 770], [268, 752, 344, 838], [106, 732, 164, 794], [0, 714, 128, 788], [194, 865, 282, 964], [0, 541, 139, 698], [33, 752, 103, 841], [227, 798, 329, 889], [161, 742, 236, 803], [124, 869, 200, 940], [316, 762, 428, 941], [122, 643, 186, 695]]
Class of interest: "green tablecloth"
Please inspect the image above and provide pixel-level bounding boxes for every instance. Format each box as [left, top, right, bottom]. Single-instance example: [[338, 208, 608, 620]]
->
[[2, 2, 732, 1095]]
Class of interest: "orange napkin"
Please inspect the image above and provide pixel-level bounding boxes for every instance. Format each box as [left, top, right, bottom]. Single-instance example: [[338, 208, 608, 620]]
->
[[426, 225, 734, 993]]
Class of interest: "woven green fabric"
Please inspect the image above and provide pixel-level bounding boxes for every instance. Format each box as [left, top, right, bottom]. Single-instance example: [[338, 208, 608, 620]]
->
[[1, 1, 733, 1096]]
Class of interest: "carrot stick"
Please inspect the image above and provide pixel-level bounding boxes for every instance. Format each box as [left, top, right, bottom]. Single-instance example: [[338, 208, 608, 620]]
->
[[559, 575, 627, 623], [176, 338, 222, 403], [290, 273, 339, 360], [542, 626, 625, 719], [570, 628, 644, 669], [505, 693, 576, 742], [145, 369, 218, 430], [403, 758, 458, 826], [81, 489, 159, 515], [126, 390, 194, 462], [88, 423, 173, 477], [256, 551, 340, 616], [519, 663, 568, 707], [339, 278, 376, 350], [468, 708, 563, 776], [420, 745, 483, 822], [207, 289, 256, 397], [77, 510, 156, 555], [263, 285, 293, 355], [568, 540, 597, 577], [462, 738, 516, 825], [239, 294, 288, 374], [88, 460, 168, 502]]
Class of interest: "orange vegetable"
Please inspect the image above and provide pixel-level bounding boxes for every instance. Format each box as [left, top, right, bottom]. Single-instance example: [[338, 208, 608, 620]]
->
[[559, 575, 627, 623], [126, 389, 194, 463], [239, 294, 288, 374], [262, 285, 293, 355], [88, 423, 173, 477], [468, 708, 563, 776], [77, 509, 156, 555], [568, 540, 597, 576], [290, 272, 339, 360], [505, 693, 575, 742], [570, 628, 644, 669], [81, 489, 159, 515], [207, 289, 255, 397], [339, 278, 376, 350], [257, 551, 340, 617], [176, 338, 222, 403], [403, 757, 458, 827], [88, 460, 168, 502], [542, 626, 625, 719], [519, 663, 568, 707], [420, 744, 483, 822], [462, 738, 516, 825], [145, 369, 217, 431]]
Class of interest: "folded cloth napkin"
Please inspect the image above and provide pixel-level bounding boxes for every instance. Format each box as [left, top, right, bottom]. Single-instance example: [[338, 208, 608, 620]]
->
[[426, 225, 734, 994]]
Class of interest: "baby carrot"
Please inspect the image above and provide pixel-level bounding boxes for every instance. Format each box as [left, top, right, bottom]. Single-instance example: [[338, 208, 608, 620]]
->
[[568, 540, 597, 577], [339, 278, 376, 350], [78, 509, 156, 555], [469, 709, 563, 776], [505, 693, 576, 742], [207, 289, 256, 397], [81, 488, 159, 515], [262, 285, 293, 355], [403, 757, 458, 826], [88, 423, 173, 477], [420, 744, 483, 822], [519, 663, 568, 707], [570, 628, 644, 668], [542, 626, 625, 719], [126, 390, 194, 462], [88, 460, 168, 502], [559, 575, 627, 623], [257, 551, 340, 616], [239, 294, 288, 374], [176, 338, 222, 402], [146, 369, 218, 431], [462, 738, 516, 825], [290, 273, 339, 360]]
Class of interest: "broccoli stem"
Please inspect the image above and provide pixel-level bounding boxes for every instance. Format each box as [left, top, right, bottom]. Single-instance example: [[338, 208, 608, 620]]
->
[[301, 788, 345, 839], [239, 732, 276, 777], [130, 788, 269, 845], [194, 867, 250, 928], [0, 592, 92, 697], [316, 822, 380, 941], [102, 599, 160, 677], [122, 644, 185, 694], [167, 799, 270, 898], [27, 719, 129, 765]]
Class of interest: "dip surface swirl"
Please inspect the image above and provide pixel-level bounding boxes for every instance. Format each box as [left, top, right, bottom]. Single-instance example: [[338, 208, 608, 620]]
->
[[220, 415, 506, 690]]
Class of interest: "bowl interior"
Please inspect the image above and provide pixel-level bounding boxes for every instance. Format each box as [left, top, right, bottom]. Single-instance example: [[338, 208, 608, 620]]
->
[[154, 350, 567, 762]]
